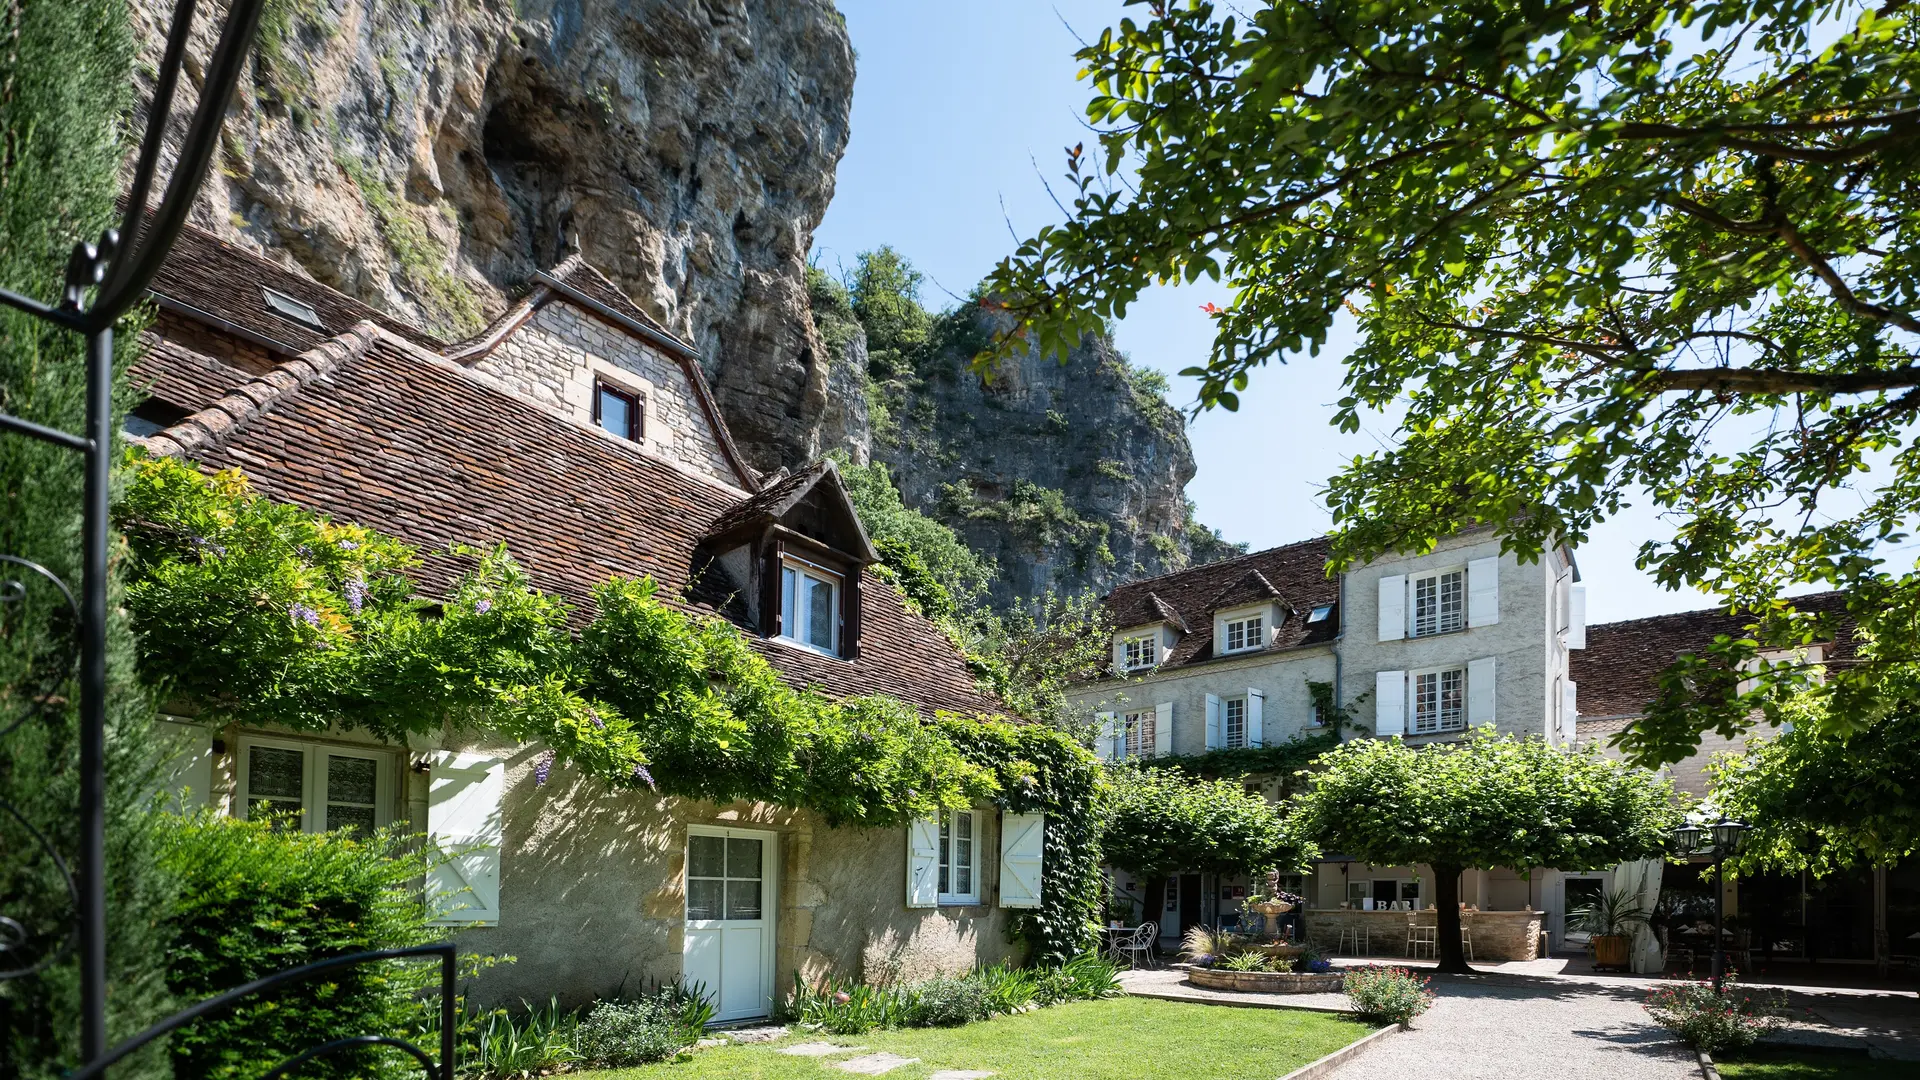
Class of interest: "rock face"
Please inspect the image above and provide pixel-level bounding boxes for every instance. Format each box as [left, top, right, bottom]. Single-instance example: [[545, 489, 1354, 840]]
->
[[135, 0, 854, 472], [136, 0, 1230, 604]]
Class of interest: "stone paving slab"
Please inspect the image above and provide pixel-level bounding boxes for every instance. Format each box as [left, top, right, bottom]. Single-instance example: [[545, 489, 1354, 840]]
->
[[725, 1025, 791, 1043], [836, 1052, 920, 1075], [780, 1042, 867, 1057]]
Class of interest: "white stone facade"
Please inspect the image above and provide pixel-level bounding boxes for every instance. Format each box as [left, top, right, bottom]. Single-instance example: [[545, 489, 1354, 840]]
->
[[470, 301, 740, 490]]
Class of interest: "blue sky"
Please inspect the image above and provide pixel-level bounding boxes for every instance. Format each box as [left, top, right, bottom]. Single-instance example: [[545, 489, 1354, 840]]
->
[[811, 0, 1723, 624]]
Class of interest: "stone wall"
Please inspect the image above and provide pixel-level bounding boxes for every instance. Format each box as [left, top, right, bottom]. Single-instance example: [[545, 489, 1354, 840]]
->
[[468, 301, 741, 490], [1303, 908, 1542, 962], [1066, 645, 1338, 758]]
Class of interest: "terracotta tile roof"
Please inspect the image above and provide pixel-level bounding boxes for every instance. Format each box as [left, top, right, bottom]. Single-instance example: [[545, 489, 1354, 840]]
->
[[132, 330, 1000, 717], [1102, 536, 1341, 670], [1570, 591, 1854, 718], [699, 460, 879, 562]]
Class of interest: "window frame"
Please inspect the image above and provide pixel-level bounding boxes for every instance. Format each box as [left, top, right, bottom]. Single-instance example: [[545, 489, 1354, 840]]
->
[[1121, 632, 1159, 672], [935, 807, 981, 905], [1221, 612, 1265, 654], [1222, 694, 1248, 748], [778, 556, 842, 657], [591, 379, 644, 442], [1121, 709, 1157, 759], [234, 734, 395, 835], [1410, 664, 1468, 735], [1408, 567, 1467, 638]]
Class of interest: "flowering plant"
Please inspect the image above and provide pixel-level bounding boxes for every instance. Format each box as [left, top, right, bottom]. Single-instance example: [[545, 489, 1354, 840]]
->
[[1343, 965, 1434, 1027], [1643, 975, 1789, 1053]]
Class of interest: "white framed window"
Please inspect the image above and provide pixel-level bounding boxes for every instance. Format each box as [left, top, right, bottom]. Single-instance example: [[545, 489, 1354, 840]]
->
[[1122, 710, 1157, 758], [780, 558, 840, 656], [1410, 569, 1466, 637], [1223, 614, 1264, 653], [1122, 633, 1158, 672], [1222, 695, 1248, 748], [1411, 666, 1467, 734], [237, 736, 394, 837], [936, 808, 979, 904]]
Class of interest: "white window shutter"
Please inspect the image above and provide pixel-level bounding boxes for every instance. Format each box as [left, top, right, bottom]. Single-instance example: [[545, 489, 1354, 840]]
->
[[154, 720, 214, 811], [1566, 585, 1587, 649], [1562, 679, 1578, 733], [1095, 712, 1118, 761], [998, 813, 1045, 909], [1153, 701, 1174, 757], [1246, 689, 1265, 748], [1375, 671, 1406, 737], [1468, 656, 1497, 726], [1468, 557, 1500, 627], [1205, 694, 1222, 749], [1377, 575, 1407, 641], [907, 817, 940, 907], [428, 751, 505, 925]]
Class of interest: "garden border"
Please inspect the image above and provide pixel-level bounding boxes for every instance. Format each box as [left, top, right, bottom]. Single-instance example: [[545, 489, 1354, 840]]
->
[[1697, 1049, 1720, 1080], [1275, 1023, 1403, 1080]]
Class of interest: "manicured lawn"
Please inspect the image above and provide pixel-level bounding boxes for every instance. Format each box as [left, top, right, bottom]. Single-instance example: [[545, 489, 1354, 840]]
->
[[1715, 1047, 1920, 1079], [577, 997, 1372, 1080]]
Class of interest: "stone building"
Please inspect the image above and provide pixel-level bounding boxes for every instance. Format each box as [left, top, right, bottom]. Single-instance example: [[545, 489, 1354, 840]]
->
[[133, 225, 1048, 1022], [1064, 530, 1585, 960]]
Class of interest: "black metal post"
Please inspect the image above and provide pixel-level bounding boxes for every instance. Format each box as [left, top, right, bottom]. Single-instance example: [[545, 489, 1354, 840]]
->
[[79, 324, 112, 1062], [1710, 848, 1726, 992]]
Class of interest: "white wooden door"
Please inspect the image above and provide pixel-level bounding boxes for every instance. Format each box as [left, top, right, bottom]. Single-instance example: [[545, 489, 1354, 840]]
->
[[682, 826, 777, 1023]]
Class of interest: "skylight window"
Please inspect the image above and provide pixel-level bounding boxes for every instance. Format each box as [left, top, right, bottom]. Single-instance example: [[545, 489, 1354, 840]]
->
[[1307, 604, 1333, 623], [262, 287, 324, 330]]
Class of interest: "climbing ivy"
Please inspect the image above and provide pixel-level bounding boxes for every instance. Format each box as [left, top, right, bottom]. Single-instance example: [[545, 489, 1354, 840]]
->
[[1135, 730, 1340, 797]]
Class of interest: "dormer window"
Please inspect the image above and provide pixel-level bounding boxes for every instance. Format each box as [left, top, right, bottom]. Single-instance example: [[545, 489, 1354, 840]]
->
[[594, 381, 642, 442], [1223, 613, 1265, 654], [1121, 632, 1158, 672], [780, 558, 840, 655]]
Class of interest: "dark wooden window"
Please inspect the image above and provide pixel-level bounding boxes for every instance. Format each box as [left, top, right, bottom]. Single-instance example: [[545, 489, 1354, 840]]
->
[[593, 381, 642, 441]]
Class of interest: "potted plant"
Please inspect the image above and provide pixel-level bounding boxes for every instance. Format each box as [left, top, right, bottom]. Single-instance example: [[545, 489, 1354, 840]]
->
[[1571, 887, 1653, 970]]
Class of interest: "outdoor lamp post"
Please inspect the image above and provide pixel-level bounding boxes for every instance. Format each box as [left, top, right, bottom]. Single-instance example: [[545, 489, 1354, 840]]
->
[[1675, 817, 1748, 992]]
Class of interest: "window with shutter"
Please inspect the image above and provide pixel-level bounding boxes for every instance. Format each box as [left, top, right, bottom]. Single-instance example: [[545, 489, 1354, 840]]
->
[[1410, 569, 1466, 637], [1411, 666, 1467, 733], [237, 735, 394, 838], [1375, 671, 1407, 737], [933, 808, 980, 905], [1223, 696, 1248, 748], [1122, 710, 1156, 759], [906, 817, 940, 907]]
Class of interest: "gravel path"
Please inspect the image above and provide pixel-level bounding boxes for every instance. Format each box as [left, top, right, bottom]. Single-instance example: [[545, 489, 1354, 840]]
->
[[1324, 977, 1698, 1080]]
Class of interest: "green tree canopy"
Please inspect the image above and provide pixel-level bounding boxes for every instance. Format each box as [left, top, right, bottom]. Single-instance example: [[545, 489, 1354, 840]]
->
[[850, 246, 933, 378], [836, 456, 995, 623], [986, 0, 1920, 766], [1288, 730, 1681, 972], [1100, 765, 1293, 879]]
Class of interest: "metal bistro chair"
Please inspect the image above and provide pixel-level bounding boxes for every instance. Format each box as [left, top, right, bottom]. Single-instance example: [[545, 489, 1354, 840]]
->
[[1118, 922, 1159, 969], [1337, 923, 1369, 957], [1459, 912, 1475, 962], [1406, 916, 1438, 960]]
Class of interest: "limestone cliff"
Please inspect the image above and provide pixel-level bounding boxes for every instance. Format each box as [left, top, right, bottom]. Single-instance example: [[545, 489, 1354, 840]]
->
[[134, 0, 854, 472]]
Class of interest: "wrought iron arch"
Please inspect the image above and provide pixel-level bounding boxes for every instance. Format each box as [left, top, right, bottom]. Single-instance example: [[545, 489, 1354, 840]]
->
[[0, 1, 455, 1076]]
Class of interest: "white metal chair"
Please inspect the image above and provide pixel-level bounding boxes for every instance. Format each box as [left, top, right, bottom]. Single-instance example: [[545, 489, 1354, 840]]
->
[[1117, 921, 1158, 968], [1459, 913, 1475, 961], [1406, 917, 1437, 960], [1336, 924, 1368, 956]]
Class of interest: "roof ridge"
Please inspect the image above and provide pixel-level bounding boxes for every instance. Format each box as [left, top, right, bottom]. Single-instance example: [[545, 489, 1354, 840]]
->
[[1585, 590, 1848, 634], [134, 321, 381, 459], [1107, 534, 1331, 598]]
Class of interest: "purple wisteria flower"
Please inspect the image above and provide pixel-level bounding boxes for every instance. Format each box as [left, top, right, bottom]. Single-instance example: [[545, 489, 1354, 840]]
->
[[588, 708, 605, 731], [473, 598, 493, 614], [338, 539, 357, 551], [344, 577, 367, 615], [297, 545, 314, 560], [534, 749, 556, 786], [189, 535, 227, 558], [632, 762, 655, 789], [289, 602, 321, 627]]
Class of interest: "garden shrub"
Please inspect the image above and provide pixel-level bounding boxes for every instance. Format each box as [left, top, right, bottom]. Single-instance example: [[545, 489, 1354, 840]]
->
[[1033, 954, 1122, 1004], [903, 977, 994, 1027], [161, 814, 438, 1080], [1219, 952, 1272, 972], [458, 998, 580, 1079], [573, 994, 701, 1068], [1342, 966, 1435, 1028], [1643, 977, 1789, 1054], [786, 974, 906, 1034]]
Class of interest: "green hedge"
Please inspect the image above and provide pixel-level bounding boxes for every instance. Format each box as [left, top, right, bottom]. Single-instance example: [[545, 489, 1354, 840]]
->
[[161, 815, 438, 1080]]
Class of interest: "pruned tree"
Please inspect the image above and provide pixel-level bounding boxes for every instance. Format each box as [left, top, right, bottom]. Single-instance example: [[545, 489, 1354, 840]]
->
[[985, 0, 1920, 765], [1286, 730, 1681, 973], [1100, 765, 1292, 879]]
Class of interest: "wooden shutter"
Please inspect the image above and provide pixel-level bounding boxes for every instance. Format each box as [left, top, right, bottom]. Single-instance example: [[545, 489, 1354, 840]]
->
[[1377, 575, 1406, 640], [1562, 679, 1578, 734], [1246, 689, 1265, 748], [1375, 671, 1406, 737], [1153, 701, 1174, 757], [1468, 557, 1500, 627], [1095, 712, 1118, 761], [1205, 694, 1222, 749], [907, 817, 940, 908], [998, 813, 1045, 909], [761, 537, 785, 637], [428, 750, 505, 925], [842, 567, 863, 659], [1468, 656, 1497, 726], [154, 719, 214, 811], [1566, 585, 1587, 649]]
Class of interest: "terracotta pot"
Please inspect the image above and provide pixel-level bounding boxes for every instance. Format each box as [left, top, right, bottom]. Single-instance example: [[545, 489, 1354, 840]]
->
[[1592, 934, 1632, 969]]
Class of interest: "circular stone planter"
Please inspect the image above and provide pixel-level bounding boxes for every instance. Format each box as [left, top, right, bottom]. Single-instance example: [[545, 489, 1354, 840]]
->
[[1187, 967, 1346, 994]]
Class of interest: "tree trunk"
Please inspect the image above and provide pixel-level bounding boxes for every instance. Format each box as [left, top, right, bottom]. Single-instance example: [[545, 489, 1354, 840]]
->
[[1432, 863, 1474, 975]]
